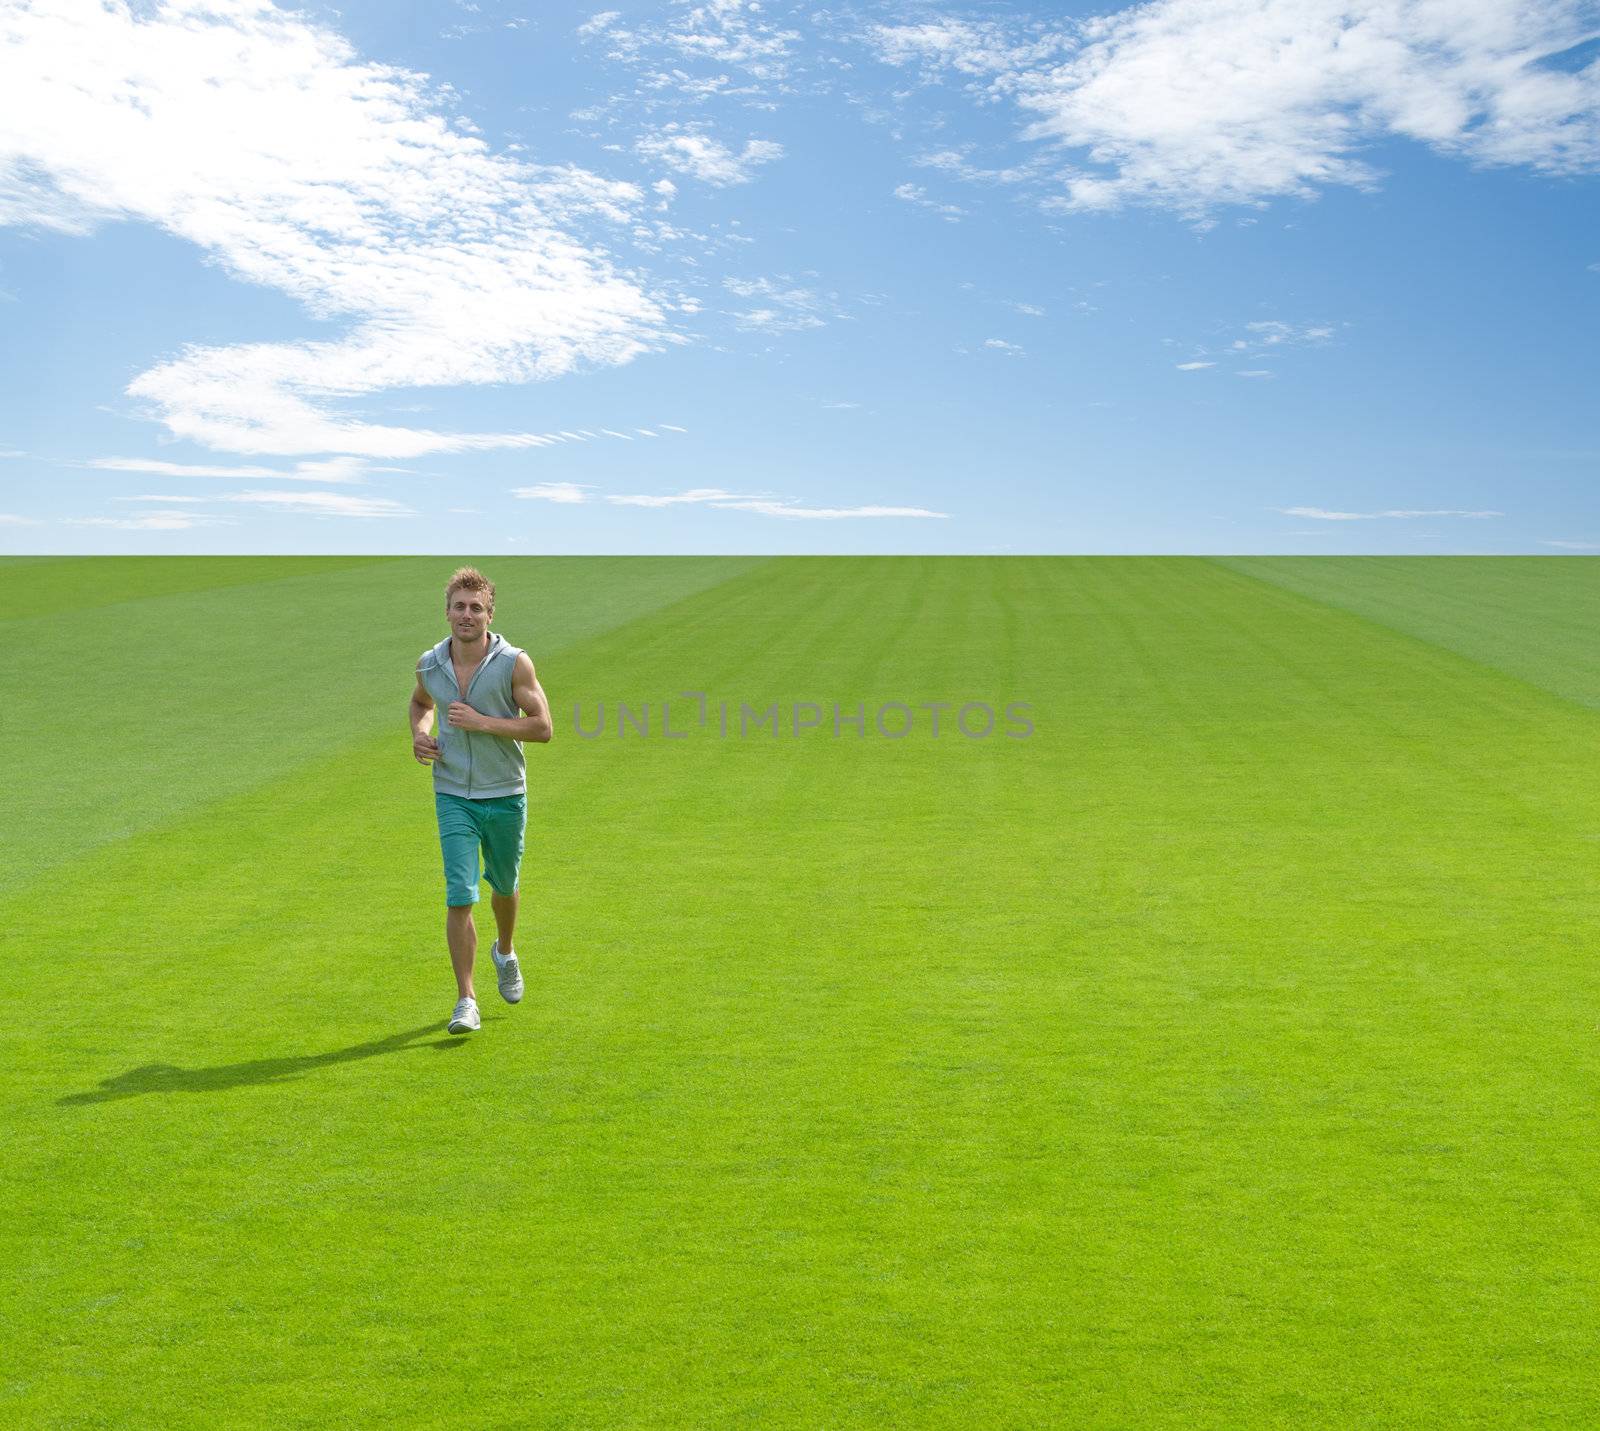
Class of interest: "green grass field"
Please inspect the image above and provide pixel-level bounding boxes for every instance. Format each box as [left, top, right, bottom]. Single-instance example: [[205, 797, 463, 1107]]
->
[[4, 555, 1599, 1428]]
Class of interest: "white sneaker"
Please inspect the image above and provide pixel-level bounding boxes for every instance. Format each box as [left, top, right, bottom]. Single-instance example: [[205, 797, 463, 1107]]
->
[[447, 996, 481, 1034], [491, 941, 524, 1004]]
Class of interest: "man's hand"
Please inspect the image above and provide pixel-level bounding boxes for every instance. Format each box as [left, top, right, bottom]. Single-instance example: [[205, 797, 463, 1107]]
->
[[413, 731, 440, 764], [447, 701, 486, 732]]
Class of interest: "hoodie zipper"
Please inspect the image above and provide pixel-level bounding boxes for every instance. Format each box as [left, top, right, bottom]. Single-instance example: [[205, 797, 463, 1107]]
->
[[460, 636, 497, 797]]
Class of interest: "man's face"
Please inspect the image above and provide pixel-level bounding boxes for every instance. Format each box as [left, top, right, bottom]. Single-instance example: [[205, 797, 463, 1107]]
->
[[447, 586, 492, 642]]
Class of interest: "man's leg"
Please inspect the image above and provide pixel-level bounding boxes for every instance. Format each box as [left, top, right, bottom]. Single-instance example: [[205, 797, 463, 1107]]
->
[[446, 904, 477, 999], [483, 795, 527, 958], [436, 792, 483, 1002], [491, 889, 519, 955], [482, 796, 527, 1004]]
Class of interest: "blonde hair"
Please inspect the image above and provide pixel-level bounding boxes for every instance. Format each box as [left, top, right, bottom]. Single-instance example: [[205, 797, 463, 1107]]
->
[[445, 566, 495, 614]]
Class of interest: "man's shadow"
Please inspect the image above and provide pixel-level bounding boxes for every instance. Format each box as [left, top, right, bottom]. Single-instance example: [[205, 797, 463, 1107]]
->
[[58, 1022, 467, 1105]]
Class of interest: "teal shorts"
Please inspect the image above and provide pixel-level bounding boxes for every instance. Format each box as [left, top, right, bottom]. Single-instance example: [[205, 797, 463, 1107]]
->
[[435, 792, 526, 907]]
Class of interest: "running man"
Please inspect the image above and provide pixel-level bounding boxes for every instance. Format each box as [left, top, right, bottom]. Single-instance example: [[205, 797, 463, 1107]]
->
[[410, 567, 553, 1033]]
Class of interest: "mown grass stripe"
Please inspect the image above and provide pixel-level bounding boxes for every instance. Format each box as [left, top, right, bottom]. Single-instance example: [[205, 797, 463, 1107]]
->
[[4, 556, 772, 895], [1214, 555, 1600, 711]]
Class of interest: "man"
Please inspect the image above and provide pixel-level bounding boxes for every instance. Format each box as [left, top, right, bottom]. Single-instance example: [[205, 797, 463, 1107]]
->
[[410, 567, 553, 1034]]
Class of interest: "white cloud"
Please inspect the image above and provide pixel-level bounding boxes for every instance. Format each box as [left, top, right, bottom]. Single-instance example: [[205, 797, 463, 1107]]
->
[[893, 181, 966, 219], [512, 482, 594, 503], [580, 2, 802, 85], [639, 71, 742, 103], [577, 12, 622, 41], [913, 146, 1050, 186], [636, 124, 783, 185], [708, 499, 950, 520], [0, 512, 39, 525], [82, 487, 404, 519], [1174, 318, 1339, 372], [1544, 539, 1600, 549], [0, 1, 668, 457], [214, 490, 415, 518], [868, 19, 1070, 79], [607, 486, 768, 507], [294, 456, 380, 483], [1245, 320, 1335, 345], [87, 456, 371, 483], [872, 1, 1600, 215], [119, 494, 222, 502], [604, 487, 947, 518], [724, 275, 829, 331], [984, 338, 1024, 354], [63, 510, 233, 530], [735, 308, 825, 331], [1276, 506, 1504, 520]]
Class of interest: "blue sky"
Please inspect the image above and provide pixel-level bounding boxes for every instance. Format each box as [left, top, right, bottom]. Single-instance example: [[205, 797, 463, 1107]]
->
[[1, 0, 1596, 554]]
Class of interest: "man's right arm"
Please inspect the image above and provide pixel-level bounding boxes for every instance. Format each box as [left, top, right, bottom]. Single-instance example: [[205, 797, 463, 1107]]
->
[[410, 678, 439, 764]]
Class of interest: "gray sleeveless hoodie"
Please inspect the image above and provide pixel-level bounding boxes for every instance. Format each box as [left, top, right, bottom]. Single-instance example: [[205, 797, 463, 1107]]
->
[[417, 632, 527, 798]]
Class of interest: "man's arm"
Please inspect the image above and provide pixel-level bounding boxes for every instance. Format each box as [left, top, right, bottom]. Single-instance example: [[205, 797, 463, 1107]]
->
[[446, 652, 553, 743], [410, 677, 440, 764]]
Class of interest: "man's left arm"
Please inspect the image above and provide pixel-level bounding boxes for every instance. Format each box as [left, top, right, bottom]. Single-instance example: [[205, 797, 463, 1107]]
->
[[446, 652, 553, 742]]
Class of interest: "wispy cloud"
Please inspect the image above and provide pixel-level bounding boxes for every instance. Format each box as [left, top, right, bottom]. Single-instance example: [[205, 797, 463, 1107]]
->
[[636, 124, 783, 185], [893, 181, 966, 219], [1245, 320, 1335, 346], [912, 145, 1051, 187], [91, 489, 413, 519], [870, 2, 1600, 216], [0, 1, 668, 457], [580, 2, 802, 86], [120, 494, 227, 502], [723, 275, 829, 331], [708, 499, 949, 520], [606, 487, 768, 508], [63, 510, 234, 531], [868, 18, 1070, 79], [730, 308, 825, 332], [1177, 318, 1338, 372], [984, 338, 1024, 355], [512, 482, 595, 504], [1275, 506, 1504, 521], [0, 513, 39, 525], [1543, 539, 1600, 549], [87, 456, 374, 483], [213, 490, 415, 518], [605, 487, 947, 518]]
